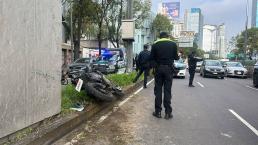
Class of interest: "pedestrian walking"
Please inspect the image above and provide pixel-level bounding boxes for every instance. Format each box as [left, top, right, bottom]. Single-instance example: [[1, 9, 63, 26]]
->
[[133, 44, 151, 88], [188, 51, 203, 87], [149, 32, 179, 120]]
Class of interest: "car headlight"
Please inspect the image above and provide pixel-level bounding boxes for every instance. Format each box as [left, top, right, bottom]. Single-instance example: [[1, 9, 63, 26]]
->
[[205, 68, 211, 71], [109, 65, 115, 69]]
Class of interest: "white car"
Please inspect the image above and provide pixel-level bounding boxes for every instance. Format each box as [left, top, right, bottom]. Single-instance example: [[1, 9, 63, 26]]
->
[[174, 60, 187, 79], [224, 62, 248, 78]]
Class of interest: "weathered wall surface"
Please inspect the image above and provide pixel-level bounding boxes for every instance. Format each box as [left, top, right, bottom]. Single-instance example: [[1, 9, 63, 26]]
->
[[0, 0, 61, 138]]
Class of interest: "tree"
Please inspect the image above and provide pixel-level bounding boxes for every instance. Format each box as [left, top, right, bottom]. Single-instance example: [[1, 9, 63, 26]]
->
[[151, 14, 173, 39], [133, 0, 151, 29], [105, 0, 124, 48], [93, 0, 112, 55], [62, 0, 97, 60], [179, 42, 204, 58], [236, 27, 258, 58]]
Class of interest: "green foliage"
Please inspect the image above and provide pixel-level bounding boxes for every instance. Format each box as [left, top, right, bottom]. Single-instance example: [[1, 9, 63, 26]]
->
[[105, 0, 123, 48], [241, 60, 257, 66], [107, 72, 143, 87], [236, 27, 258, 56], [179, 42, 205, 58], [61, 84, 92, 113], [152, 14, 173, 38], [133, 0, 151, 29]]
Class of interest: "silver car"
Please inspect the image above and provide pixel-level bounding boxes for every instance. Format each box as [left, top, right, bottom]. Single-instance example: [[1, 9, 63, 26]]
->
[[224, 62, 248, 78], [196, 61, 203, 73]]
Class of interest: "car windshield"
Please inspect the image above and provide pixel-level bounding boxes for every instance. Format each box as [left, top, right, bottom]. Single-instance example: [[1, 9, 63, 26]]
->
[[75, 58, 90, 63], [175, 58, 184, 63], [109, 55, 118, 61], [226, 62, 243, 67], [206, 61, 221, 66]]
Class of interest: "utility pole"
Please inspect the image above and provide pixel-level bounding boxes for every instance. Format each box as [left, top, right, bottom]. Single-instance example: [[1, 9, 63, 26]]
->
[[124, 0, 134, 73]]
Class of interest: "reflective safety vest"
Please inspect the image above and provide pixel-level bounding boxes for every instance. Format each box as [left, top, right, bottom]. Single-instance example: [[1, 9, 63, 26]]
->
[[154, 38, 174, 44]]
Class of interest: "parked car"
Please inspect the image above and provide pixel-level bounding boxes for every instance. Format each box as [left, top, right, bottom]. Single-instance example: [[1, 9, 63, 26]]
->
[[174, 59, 187, 79], [253, 61, 258, 87], [92, 54, 125, 74], [200, 60, 225, 79], [196, 61, 203, 72], [68, 58, 94, 78], [224, 61, 247, 78]]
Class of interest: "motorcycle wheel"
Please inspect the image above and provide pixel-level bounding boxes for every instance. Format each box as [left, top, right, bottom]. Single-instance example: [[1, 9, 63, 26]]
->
[[85, 82, 115, 102]]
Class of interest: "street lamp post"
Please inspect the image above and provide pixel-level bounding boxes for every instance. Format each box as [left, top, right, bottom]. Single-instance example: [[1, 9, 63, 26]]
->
[[243, 0, 249, 62], [70, 2, 74, 62]]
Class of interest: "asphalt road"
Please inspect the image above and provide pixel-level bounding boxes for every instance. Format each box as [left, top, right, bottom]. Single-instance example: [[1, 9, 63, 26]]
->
[[54, 74, 258, 145]]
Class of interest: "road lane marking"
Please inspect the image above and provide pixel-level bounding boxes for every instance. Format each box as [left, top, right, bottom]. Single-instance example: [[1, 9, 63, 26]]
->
[[229, 109, 258, 136], [220, 133, 232, 138], [246, 85, 258, 91], [63, 79, 156, 145], [97, 78, 155, 124], [197, 82, 205, 88]]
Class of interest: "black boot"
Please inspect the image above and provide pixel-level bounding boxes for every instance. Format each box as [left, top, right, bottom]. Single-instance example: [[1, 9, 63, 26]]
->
[[152, 111, 162, 118], [164, 113, 173, 120]]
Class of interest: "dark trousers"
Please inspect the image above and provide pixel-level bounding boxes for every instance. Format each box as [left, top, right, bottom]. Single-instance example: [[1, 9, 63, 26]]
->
[[154, 65, 173, 114], [189, 69, 195, 85], [134, 68, 149, 87]]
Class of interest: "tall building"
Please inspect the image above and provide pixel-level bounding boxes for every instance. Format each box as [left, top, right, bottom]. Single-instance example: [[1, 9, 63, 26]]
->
[[217, 24, 226, 58], [203, 25, 217, 52], [252, 0, 258, 27], [184, 8, 204, 49], [202, 24, 227, 58]]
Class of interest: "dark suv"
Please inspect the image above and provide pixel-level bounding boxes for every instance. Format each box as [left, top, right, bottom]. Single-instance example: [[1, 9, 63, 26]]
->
[[200, 60, 225, 79], [68, 58, 94, 77], [253, 61, 258, 87]]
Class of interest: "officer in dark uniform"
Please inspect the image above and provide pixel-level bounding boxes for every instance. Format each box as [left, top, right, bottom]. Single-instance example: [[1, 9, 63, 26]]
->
[[133, 44, 151, 88], [188, 51, 203, 87], [150, 32, 179, 120]]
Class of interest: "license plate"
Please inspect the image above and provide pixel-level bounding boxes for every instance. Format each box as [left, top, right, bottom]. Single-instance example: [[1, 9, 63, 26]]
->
[[237, 72, 242, 74], [213, 72, 218, 74]]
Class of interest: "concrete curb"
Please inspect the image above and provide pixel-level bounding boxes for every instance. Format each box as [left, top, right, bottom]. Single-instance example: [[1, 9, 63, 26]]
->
[[27, 80, 145, 145]]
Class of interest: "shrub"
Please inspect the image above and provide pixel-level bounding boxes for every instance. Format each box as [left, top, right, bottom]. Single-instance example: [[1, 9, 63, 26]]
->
[[107, 71, 143, 87]]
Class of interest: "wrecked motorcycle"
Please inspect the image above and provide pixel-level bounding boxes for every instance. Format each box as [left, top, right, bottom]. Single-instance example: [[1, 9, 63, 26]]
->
[[71, 68, 124, 102]]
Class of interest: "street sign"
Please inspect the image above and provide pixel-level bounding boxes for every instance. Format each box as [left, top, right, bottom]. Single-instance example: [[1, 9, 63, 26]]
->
[[179, 42, 193, 47], [204, 54, 210, 59], [178, 31, 195, 48]]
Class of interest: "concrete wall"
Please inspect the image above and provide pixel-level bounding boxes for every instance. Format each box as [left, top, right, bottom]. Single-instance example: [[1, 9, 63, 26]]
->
[[0, 0, 61, 138]]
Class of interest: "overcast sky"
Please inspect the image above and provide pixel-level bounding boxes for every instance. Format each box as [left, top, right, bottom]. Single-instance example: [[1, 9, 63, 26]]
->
[[151, 0, 251, 40]]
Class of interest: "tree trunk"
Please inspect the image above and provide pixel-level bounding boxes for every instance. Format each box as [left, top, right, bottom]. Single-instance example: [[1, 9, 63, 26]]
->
[[98, 34, 102, 56], [73, 0, 83, 60], [98, 17, 103, 56]]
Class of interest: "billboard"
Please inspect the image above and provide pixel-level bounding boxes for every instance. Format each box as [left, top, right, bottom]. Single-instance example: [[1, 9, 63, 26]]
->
[[178, 31, 195, 48], [161, 2, 180, 19]]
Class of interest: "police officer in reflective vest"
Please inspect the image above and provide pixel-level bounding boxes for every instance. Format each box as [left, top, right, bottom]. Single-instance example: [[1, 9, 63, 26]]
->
[[150, 32, 179, 120], [188, 51, 203, 87]]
